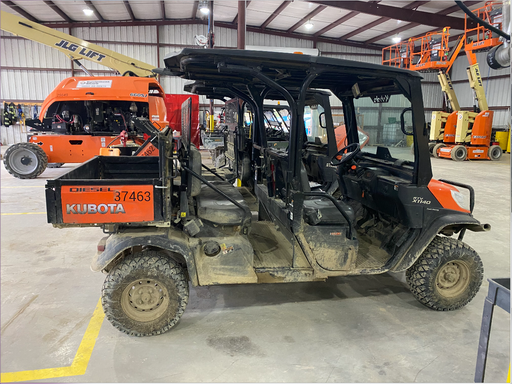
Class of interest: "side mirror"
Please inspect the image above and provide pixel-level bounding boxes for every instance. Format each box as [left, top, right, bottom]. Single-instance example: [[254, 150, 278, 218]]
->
[[400, 108, 414, 136], [319, 112, 326, 128]]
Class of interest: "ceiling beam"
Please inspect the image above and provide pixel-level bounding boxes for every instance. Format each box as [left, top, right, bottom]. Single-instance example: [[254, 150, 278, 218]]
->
[[160, 0, 166, 20], [84, 1, 105, 22], [192, 1, 199, 19], [309, 1, 472, 30], [434, 1, 481, 16], [338, 1, 428, 41], [38, 18, 384, 50], [365, 22, 419, 44], [43, 0, 73, 23], [313, 11, 358, 37], [124, 1, 135, 21], [233, 0, 250, 24], [1, 0, 40, 22], [260, 1, 290, 30], [287, 5, 327, 33], [362, 0, 481, 45]]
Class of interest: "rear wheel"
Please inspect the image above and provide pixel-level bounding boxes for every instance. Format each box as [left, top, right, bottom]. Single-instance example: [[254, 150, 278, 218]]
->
[[406, 236, 483, 311], [450, 145, 467, 161], [3, 142, 48, 179], [432, 143, 445, 158], [102, 250, 189, 336], [428, 142, 436, 156], [488, 145, 502, 161]]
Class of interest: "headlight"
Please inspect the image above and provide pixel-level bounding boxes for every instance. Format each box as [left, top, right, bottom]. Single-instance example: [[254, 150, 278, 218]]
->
[[451, 189, 466, 210]]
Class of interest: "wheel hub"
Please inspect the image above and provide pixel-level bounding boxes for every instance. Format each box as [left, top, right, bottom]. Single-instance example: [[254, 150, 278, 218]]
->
[[20, 156, 32, 166], [121, 279, 170, 322], [436, 261, 470, 298], [9, 148, 39, 174], [129, 282, 165, 311]]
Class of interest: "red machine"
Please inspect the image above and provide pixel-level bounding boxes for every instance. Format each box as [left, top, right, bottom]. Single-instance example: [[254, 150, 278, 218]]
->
[[165, 94, 200, 147]]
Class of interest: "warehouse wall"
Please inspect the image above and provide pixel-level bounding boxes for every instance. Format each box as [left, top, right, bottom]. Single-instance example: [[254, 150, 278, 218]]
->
[[1, 25, 390, 105], [1, 25, 509, 126]]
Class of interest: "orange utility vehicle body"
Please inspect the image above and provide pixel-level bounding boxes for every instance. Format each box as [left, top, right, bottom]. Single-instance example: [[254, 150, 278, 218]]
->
[[28, 76, 168, 164]]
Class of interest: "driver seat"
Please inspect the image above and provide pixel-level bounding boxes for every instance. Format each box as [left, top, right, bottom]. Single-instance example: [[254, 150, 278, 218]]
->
[[299, 161, 355, 226]]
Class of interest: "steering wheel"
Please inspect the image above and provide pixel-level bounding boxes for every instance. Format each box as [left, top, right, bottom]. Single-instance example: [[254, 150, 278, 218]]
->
[[331, 142, 361, 166]]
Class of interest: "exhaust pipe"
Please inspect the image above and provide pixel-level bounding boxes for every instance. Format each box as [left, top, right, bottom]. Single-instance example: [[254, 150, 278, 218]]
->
[[487, 1, 510, 69]]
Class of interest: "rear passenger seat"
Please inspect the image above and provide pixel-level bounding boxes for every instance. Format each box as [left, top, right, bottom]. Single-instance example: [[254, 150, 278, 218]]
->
[[195, 182, 250, 226]]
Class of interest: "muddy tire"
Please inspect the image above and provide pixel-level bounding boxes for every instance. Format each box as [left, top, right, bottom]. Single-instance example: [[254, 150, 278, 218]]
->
[[47, 163, 64, 168], [488, 145, 502, 161], [3, 142, 48, 179], [432, 143, 445, 158], [451, 145, 467, 161], [406, 236, 483, 311], [102, 251, 189, 336]]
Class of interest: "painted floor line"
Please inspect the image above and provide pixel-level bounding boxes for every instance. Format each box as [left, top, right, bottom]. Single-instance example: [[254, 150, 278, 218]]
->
[[1, 212, 46, 216], [0, 298, 104, 383]]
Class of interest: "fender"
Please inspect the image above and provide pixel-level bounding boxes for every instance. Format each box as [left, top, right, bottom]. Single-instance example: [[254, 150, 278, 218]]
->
[[390, 212, 490, 272], [91, 227, 200, 286]]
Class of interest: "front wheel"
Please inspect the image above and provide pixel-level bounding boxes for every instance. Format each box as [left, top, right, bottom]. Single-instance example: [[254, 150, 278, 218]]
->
[[488, 145, 502, 161], [451, 145, 467, 161], [3, 142, 48, 179], [102, 251, 189, 336], [406, 236, 483, 311]]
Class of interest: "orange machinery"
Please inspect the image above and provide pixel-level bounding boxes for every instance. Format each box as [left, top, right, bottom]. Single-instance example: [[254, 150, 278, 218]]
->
[[438, 2, 503, 161], [4, 76, 168, 179], [382, 28, 464, 155], [381, 2, 504, 161]]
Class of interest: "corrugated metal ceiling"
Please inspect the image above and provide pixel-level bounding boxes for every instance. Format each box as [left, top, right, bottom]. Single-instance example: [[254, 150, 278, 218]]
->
[[0, 0, 490, 47]]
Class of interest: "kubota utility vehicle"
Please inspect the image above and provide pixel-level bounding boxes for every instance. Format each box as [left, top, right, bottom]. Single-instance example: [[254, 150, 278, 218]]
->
[[46, 50, 489, 336]]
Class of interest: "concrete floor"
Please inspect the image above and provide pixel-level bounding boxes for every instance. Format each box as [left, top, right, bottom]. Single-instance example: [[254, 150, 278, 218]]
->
[[1, 150, 510, 383]]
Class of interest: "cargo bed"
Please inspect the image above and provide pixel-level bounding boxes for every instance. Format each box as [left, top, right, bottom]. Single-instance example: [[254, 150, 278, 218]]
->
[[46, 155, 169, 228]]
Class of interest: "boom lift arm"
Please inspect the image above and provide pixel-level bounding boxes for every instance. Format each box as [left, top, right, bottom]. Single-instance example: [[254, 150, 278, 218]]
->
[[0, 10, 156, 77]]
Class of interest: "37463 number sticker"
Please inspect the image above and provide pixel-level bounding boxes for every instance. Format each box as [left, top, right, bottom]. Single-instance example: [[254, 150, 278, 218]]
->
[[61, 185, 154, 224]]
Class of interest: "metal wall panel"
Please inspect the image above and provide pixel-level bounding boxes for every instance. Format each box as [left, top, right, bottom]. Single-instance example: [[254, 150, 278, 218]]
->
[[317, 42, 380, 55], [1, 69, 68, 101], [1, 30, 70, 69], [160, 24, 209, 45], [73, 25, 157, 43]]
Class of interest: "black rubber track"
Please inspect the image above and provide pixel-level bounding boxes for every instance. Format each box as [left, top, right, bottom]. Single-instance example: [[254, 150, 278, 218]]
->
[[102, 251, 189, 336], [406, 236, 483, 311], [4, 142, 48, 179]]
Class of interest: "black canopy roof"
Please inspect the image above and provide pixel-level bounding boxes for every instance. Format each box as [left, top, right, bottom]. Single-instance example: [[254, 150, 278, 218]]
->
[[159, 48, 422, 98]]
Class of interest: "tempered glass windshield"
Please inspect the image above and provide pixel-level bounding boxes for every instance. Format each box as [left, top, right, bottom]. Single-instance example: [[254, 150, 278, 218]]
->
[[304, 104, 327, 144], [353, 94, 414, 162]]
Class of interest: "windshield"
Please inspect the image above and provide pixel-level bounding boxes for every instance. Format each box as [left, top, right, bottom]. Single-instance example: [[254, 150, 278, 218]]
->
[[304, 104, 327, 144], [353, 94, 414, 162]]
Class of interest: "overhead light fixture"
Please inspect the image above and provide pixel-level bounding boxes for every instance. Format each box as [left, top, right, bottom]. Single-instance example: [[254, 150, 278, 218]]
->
[[392, 36, 401, 44], [83, 8, 94, 16], [199, 1, 210, 15], [305, 20, 314, 30]]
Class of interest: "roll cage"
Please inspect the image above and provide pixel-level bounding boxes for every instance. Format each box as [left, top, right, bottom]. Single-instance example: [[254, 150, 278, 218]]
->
[[160, 49, 431, 194]]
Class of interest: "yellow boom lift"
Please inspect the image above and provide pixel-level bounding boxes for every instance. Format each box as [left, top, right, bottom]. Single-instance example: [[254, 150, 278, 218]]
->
[[1, 10, 156, 77]]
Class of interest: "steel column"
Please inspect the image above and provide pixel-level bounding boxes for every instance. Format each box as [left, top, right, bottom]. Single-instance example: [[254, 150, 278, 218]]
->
[[237, 0, 246, 49]]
